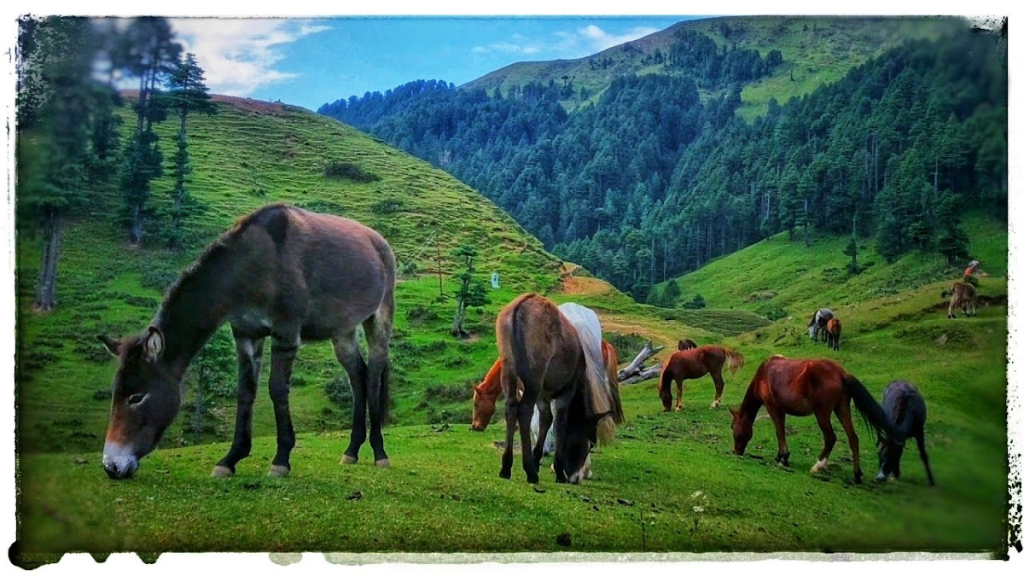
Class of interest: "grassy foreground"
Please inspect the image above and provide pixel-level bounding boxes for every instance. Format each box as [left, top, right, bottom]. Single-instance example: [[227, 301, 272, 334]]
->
[[13, 95, 1011, 565], [14, 270, 1009, 563]]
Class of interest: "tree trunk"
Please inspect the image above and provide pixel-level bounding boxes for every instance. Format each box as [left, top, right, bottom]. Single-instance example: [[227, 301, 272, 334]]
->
[[617, 341, 664, 381], [130, 203, 144, 244], [451, 300, 467, 338], [620, 364, 662, 386], [34, 210, 63, 312]]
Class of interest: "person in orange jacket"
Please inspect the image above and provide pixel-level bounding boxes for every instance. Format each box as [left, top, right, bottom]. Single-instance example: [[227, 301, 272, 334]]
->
[[963, 260, 987, 286]]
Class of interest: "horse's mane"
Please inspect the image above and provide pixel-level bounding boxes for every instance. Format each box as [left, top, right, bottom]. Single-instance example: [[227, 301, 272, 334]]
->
[[891, 392, 909, 432], [157, 204, 292, 320]]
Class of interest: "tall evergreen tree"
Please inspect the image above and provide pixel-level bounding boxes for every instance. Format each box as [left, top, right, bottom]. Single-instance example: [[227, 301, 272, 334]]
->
[[16, 17, 119, 312], [165, 52, 216, 249], [114, 17, 181, 244]]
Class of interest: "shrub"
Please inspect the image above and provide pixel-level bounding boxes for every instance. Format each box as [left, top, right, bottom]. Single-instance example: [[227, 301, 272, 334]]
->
[[370, 198, 403, 214], [406, 304, 438, 326], [325, 376, 353, 411], [605, 332, 648, 356], [682, 294, 707, 309], [324, 161, 380, 183], [425, 383, 473, 404]]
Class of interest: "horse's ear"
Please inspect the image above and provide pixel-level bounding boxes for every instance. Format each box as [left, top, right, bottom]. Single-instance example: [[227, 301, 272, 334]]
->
[[97, 335, 121, 356], [144, 326, 165, 362]]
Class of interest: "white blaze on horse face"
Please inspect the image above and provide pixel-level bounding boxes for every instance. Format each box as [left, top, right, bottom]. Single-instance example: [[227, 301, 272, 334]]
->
[[103, 441, 139, 478]]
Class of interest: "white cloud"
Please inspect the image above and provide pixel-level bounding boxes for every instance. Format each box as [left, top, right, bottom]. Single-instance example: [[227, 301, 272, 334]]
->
[[471, 23, 659, 60], [170, 18, 329, 97], [578, 24, 660, 52]]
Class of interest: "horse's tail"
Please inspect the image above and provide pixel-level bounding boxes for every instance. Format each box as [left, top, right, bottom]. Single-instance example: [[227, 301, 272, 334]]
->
[[510, 295, 537, 397], [658, 359, 673, 396], [603, 342, 625, 424], [842, 374, 893, 444], [724, 347, 745, 375]]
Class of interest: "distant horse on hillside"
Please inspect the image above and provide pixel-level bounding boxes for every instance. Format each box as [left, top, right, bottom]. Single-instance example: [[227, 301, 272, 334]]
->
[[677, 339, 698, 351], [492, 294, 615, 484], [876, 381, 935, 486], [808, 308, 834, 342], [657, 345, 744, 411], [98, 204, 396, 479], [729, 356, 894, 484], [942, 282, 977, 319], [825, 317, 843, 351]]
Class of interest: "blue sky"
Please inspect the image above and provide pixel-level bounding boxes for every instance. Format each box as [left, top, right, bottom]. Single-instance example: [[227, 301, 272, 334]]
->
[[169, 17, 698, 111]]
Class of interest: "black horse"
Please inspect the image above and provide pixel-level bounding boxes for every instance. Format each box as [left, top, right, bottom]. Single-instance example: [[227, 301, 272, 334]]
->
[[876, 380, 936, 486]]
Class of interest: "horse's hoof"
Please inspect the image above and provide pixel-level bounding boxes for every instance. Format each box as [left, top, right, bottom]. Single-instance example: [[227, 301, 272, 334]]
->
[[268, 465, 290, 478], [527, 474, 539, 484], [675, 406, 683, 412], [499, 469, 512, 480], [374, 458, 390, 468], [211, 465, 234, 478], [710, 401, 720, 409], [340, 454, 358, 465]]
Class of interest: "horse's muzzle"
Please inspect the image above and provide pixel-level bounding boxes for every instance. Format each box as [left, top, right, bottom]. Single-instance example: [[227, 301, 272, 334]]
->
[[103, 458, 138, 479]]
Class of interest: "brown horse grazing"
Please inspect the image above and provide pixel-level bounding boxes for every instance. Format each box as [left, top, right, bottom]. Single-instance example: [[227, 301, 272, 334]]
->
[[658, 346, 744, 411], [677, 339, 698, 351], [729, 356, 894, 484], [494, 294, 613, 484], [471, 340, 623, 433], [943, 282, 977, 318], [825, 317, 842, 351], [98, 204, 395, 479]]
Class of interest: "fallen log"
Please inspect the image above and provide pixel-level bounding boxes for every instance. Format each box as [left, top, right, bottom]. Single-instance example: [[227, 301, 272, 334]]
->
[[617, 341, 664, 381], [620, 364, 662, 386]]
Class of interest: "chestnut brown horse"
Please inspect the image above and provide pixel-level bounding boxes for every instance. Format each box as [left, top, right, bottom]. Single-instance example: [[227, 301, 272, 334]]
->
[[493, 294, 614, 484], [98, 204, 396, 479], [471, 340, 623, 434], [825, 317, 842, 351], [730, 356, 894, 484], [943, 282, 977, 318], [657, 345, 744, 411]]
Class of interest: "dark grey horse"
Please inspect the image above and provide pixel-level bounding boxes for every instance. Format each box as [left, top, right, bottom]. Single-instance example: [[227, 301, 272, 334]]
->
[[99, 204, 396, 479]]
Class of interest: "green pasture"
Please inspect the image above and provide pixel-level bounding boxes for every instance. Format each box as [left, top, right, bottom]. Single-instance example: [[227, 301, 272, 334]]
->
[[13, 98, 1010, 564]]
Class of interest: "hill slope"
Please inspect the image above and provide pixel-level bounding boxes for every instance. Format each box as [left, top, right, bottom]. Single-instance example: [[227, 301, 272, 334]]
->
[[16, 218, 1010, 560], [14, 95, 721, 455], [464, 16, 965, 118]]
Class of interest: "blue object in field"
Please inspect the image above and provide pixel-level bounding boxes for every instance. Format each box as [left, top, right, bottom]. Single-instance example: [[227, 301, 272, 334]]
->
[[491, 272, 500, 289]]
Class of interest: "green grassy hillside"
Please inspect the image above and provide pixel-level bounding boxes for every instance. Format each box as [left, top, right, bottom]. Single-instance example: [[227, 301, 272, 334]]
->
[[464, 16, 964, 119], [13, 96, 1009, 564], [14, 95, 714, 456], [652, 213, 1007, 319], [16, 261, 1009, 562]]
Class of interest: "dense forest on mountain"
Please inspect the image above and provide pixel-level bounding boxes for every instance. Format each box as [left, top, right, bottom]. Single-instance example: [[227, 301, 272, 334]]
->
[[319, 26, 1006, 301]]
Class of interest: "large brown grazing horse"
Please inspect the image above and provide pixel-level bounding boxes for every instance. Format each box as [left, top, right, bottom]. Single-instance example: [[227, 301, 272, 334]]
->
[[98, 204, 396, 479], [657, 346, 744, 411], [943, 282, 977, 318], [729, 356, 894, 484], [824, 317, 842, 351], [493, 294, 614, 484]]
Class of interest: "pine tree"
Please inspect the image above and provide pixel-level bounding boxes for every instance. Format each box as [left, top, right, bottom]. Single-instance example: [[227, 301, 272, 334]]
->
[[17, 17, 118, 312], [114, 17, 181, 244], [450, 246, 490, 338], [165, 52, 216, 249]]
